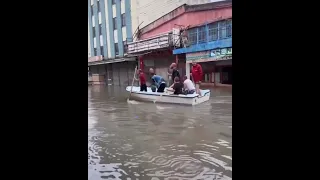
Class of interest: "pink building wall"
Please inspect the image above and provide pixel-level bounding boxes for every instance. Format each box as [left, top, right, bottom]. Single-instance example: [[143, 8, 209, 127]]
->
[[140, 7, 232, 40]]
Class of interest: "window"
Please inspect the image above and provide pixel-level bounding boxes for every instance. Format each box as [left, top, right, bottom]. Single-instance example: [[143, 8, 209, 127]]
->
[[198, 26, 206, 43], [97, 2, 100, 12], [121, 14, 126, 27], [92, 27, 96, 38], [91, 5, 94, 16], [112, 0, 116, 5], [188, 28, 197, 45], [100, 46, 104, 56], [115, 43, 119, 55], [99, 24, 102, 34], [226, 19, 232, 38], [123, 41, 127, 54], [219, 21, 227, 39], [113, 17, 117, 30], [94, 48, 97, 56], [208, 22, 218, 41]]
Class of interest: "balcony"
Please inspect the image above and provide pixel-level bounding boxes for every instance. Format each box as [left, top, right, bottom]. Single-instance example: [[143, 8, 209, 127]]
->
[[174, 20, 232, 54]]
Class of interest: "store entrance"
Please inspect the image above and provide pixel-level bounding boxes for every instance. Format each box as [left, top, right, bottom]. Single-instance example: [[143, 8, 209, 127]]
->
[[221, 66, 232, 84]]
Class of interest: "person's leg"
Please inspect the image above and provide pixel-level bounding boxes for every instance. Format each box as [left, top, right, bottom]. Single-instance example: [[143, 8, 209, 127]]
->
[[142, 84, 147, 92], [151, 85, 156, 92], [157, 83, 165, 92], [195, 83, 200, 94], [188, 89, 195, 94], [140, 84, 144, 91]]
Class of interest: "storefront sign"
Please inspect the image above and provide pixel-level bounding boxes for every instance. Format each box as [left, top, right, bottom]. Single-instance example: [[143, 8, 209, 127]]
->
[[186, 47, 232, 63], [127, 33, 171, 54], [210, 47, 232, 57], [88, 56, 103, 63]]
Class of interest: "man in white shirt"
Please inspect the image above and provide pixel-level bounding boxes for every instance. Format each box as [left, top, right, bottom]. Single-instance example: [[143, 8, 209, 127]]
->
[[182, 75, 196, 94]]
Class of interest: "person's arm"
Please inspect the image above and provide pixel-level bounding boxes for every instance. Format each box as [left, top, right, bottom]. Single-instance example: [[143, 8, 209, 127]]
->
[[169, 82, 175, 88], [167, 83, 176, 92]]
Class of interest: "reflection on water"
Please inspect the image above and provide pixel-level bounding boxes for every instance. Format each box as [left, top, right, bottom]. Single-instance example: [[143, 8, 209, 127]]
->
[[88, 85, 232, 179]]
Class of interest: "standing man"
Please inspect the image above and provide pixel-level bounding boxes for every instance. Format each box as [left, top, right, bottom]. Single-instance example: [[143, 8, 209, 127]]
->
[[168, 63, 180, 86], [149, 68, 166, 93], [134, 69, 147, 92], [190, 60, 203, 95]]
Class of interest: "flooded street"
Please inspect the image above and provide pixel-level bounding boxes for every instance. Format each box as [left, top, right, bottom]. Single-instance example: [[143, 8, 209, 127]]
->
[[88, 85, 232, 180]]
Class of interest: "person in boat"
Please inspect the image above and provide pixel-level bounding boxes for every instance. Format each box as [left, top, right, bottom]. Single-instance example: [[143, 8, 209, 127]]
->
[[149, 68, 166, 93], [134, 69, 147, 92], [190, 60, 203, 94], [182, 75, 196, 95], [168, 76, 183, 95], [167, 63, 180, 86]]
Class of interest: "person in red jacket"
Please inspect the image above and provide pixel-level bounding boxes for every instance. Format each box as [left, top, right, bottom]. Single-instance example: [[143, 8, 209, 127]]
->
[[135, 69, 147, 92], [190, 60, 203, 95]]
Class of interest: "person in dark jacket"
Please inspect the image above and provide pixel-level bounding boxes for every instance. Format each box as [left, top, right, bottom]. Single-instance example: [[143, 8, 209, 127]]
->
[[168, 63, 180, 86], [167, 77, 183, 95]]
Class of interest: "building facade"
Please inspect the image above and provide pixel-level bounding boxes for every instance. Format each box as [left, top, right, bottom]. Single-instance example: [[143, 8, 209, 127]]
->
[[88, 0, 227, 86], [88, 0, 137, 86], [127, 0, 231, 86], [173, 0, 232, 86]]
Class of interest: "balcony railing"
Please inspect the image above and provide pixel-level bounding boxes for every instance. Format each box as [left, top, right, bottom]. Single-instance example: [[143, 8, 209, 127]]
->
[[185, 18, 232, 47], [187, 25, 232, 46]]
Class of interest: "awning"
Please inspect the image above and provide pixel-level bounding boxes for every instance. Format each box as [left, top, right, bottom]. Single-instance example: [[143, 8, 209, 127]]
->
[[88, 57, 136, 66], [186, 55, 232, 64]]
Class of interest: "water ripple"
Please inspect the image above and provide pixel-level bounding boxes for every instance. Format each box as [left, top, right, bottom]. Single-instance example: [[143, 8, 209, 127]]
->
[[88, 86, 232, 179]]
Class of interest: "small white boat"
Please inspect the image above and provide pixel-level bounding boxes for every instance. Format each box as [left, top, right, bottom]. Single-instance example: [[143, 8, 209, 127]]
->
[[126, 86, 211, 105]]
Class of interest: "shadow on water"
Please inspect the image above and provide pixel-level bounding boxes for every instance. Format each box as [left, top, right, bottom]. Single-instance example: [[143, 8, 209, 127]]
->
[[88, 85, 232, 180]]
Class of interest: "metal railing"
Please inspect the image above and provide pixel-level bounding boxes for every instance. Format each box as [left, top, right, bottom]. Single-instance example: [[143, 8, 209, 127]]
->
[[187, 24, 232, 45]]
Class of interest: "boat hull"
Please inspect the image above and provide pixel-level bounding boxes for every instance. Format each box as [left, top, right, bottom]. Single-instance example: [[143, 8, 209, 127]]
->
[[126, 86, 210, 105]]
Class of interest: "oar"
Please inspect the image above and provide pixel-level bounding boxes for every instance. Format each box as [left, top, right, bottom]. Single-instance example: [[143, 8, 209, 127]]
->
[[128, 66, 138, 100]]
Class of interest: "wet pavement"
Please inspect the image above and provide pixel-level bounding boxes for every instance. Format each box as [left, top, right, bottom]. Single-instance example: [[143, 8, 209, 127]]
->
[[88, 85, 232, 180]]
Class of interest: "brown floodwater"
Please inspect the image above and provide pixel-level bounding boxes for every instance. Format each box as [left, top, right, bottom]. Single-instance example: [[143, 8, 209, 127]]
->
[[88, 85, 232, 180]]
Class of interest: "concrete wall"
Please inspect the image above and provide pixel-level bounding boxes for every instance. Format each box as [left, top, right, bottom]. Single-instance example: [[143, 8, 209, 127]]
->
[[140, 7, 232, 39], [130, 0, 219, 37]]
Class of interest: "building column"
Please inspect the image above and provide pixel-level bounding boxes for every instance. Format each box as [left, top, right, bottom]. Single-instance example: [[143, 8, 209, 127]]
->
[[175, 55, 179, 65], [213, 64, 216, 87], [220, 66, 223, 84], [186, 62, 190, 79]]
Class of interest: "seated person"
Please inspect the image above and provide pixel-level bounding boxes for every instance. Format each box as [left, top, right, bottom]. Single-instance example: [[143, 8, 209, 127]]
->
[[149, 68, 166, 93], [167, 77, 183, 95], [182, 75, 196, 94]]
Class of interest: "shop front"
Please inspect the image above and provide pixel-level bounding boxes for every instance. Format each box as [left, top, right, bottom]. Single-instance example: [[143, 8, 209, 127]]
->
[[88, 56, 138, 86], [127, 31, 185, 86], [186, 47, 232, 86]]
